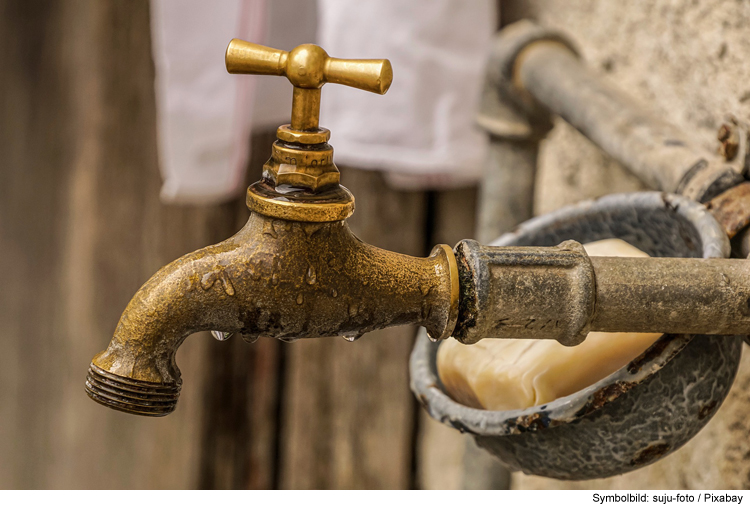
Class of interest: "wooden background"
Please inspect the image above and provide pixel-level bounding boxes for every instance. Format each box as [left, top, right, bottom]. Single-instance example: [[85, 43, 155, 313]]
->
[[0, 0, 484, 489], [7, 0, 747, 491]]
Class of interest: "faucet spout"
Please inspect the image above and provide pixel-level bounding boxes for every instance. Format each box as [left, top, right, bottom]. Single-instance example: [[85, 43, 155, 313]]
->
[[86, 211, 459, 416]]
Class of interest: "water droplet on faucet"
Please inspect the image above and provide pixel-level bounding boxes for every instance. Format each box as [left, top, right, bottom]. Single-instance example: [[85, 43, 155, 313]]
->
[[201, 270, 234, 295], [302, 223, 324, 237], [220, 275, 235, 296], [342, 331, 363, 342], [240, 333, 259, 344], [306, 265, 317, 285], [211, 331, 233, 341], [329, 288, 338, 298], [201, 272, 217, 290], [263, 220, 277, 239]]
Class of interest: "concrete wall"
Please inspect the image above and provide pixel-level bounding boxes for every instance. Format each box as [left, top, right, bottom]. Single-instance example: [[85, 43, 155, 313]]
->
[[504, 0, 750, 489]]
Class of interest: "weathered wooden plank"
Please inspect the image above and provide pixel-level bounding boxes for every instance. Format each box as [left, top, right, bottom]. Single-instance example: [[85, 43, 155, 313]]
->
[[279, 168, 426, 489], [198, 131, 282, 490], [416, 187, 481, 490], [0, 0, 502, 490], [0, 0, 239, 489]]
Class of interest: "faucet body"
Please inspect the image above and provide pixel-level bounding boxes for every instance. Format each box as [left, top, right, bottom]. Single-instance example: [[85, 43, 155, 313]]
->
[[87, 209, 458, 415]]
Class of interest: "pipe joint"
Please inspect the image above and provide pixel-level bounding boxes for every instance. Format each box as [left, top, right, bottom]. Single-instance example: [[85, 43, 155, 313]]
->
[[453, 239, 595, 346]]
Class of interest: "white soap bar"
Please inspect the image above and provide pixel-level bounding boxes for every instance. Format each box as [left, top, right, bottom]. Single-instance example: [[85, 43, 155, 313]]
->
[[437, 239, 661, 411]]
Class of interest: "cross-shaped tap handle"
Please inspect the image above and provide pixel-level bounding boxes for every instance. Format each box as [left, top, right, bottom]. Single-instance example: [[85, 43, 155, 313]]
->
[[226, 40, 393, 133]]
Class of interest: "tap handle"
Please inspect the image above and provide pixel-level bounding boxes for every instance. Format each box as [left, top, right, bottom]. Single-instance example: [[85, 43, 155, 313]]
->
[[226, 40, 392, 131], [224, 41, 289, 77]]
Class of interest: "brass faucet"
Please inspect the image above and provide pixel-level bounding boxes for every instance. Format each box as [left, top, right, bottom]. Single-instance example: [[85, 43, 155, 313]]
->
[[85, 39, 750, 419], [85, 41, 460, 416]]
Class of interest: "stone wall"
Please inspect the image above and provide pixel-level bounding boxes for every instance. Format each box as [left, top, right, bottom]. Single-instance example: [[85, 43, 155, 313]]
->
[[504, 0, 750, 489]]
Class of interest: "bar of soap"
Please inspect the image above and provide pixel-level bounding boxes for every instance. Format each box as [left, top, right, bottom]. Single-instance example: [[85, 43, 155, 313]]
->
[[437, 239, 661, 411]]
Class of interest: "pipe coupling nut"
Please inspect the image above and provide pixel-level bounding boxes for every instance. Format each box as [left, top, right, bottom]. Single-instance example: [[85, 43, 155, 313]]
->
[[453, 239, 595, 346]]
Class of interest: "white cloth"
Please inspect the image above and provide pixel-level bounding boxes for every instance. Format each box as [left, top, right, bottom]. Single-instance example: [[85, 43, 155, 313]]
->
[[318, 0, 494, 189], [150, 0, 266, 204], [152, 0, 492, 202]]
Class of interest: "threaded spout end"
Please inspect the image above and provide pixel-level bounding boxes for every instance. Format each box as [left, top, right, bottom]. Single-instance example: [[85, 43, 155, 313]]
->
[[85, 363, 181, 416]]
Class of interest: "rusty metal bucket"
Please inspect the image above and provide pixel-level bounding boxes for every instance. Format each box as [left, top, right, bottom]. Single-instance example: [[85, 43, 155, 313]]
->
[[410, 192, 743, 480]]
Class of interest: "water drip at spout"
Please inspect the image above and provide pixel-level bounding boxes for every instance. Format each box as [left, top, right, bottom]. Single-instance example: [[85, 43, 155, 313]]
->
[[342, 331, 363, 342], [240, 333, 259, 344], [211, 331, 233, 341]]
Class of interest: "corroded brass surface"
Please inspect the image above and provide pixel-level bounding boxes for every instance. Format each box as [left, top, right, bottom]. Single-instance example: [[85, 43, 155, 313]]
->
[[226, 40, 392, 221], [88, 212, 458, 416]]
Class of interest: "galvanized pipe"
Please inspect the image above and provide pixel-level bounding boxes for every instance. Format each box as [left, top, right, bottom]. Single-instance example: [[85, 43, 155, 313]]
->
[[513, 40, 743, 202], [468, 38, 545, 487], [483, 21, 750, 247], [476, 138, 538, 244], [590, 256, 750, 334], [454, 239, 750, 344]]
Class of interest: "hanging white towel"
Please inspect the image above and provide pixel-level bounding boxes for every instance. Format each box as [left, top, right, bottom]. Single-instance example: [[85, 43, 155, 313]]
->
[[150, 0, 266, 204], [318, 0, 494, 190]]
